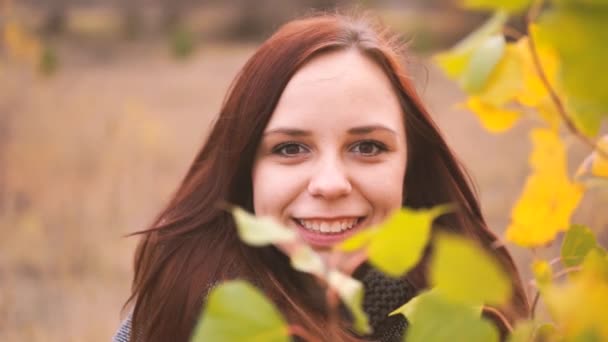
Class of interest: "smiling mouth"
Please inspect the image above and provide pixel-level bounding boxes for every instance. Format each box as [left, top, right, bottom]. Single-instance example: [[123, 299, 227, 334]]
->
[[293, 217, 365, 234], [291, 216, 367, 247]]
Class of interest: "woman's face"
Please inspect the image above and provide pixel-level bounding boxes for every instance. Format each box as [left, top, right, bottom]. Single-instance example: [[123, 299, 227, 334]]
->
[[252, 49, 407, 250]]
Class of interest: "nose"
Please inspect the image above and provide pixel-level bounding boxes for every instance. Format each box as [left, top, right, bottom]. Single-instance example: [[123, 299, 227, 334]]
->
[[307, 158, 352, 199]]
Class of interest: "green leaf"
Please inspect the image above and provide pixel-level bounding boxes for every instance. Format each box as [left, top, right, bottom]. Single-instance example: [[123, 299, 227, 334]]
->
[[435, 11, 508, 79], [508, 321, 559, 342], [561, 224, 598, 268], [327, 270, 371, 334], [581, 249, 608, 281], [461, 0, 531, 13], [399, 290, 499, 342], [553, 0, 608, 8], [338, 206, 448, 277], [232, 207, 297, 246], [536, 323, 559, 341], [462, 35, 506, 93], [507, 320, 535, 342], [290, 244, 325, 276], [536, 7, 608, 137], [430, 234, 512, 306], [337, 228, 377, 252], [191, 280, 289, 342], [366, 206, 448, 277]]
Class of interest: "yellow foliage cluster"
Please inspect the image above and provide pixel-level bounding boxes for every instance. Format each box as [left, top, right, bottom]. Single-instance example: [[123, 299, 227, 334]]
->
[[434, 15, 602, 248], [2, 20, 41, 67], [506, 129, 584, 246]]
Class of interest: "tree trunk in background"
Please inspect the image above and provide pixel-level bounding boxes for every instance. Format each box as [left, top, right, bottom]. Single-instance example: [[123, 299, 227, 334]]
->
[[43, 0, 68, 35], [121, 0, 144, 39], [161, 0, 188, 31]]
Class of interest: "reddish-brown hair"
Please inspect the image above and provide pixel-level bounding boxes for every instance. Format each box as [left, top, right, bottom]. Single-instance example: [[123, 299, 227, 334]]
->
[[125, 13, 529, 341]]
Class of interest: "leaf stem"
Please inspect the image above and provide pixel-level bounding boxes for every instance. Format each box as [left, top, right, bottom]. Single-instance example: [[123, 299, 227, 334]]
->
[[530, 290, 541, 319], [530, 265, 582, 319], [526, 0, 608, 159], [553, 266, 582, 279], [502, 25, 524, 40], [484, 306, 514, 333]]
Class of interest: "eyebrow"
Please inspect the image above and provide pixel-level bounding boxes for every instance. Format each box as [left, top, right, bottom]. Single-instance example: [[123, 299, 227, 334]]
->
[[347, 125, 398, 135], [263, 125, 397, 137]]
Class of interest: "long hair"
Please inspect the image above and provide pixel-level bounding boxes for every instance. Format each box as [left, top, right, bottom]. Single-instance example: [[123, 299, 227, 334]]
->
[[125, 13, 529, 341]]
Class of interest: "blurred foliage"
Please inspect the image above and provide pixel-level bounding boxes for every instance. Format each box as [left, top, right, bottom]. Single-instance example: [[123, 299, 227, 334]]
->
[[39, 45, 59, 75], [434, 0, 608, 340], [169, 26, 196, 59]]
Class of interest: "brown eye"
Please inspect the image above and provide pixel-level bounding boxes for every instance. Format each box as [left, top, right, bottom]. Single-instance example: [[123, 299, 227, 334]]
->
[[351, 140, 386, 156], [273, 142, 309, 157]]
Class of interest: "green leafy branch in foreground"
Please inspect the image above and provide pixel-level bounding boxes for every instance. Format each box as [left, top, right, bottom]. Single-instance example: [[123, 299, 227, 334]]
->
[[190, 205, 526, 342], [189, 207, 607, 341]]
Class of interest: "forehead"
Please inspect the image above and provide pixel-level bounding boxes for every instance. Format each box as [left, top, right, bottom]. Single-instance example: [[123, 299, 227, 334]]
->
[[265, 49, 405, 131]]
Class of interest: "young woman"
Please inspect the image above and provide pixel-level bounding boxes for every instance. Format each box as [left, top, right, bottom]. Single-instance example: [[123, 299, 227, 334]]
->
[[115, 13, 530, 342]]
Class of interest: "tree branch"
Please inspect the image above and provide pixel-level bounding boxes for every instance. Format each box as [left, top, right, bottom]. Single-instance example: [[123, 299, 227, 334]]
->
[[526, 0, 608, 159]]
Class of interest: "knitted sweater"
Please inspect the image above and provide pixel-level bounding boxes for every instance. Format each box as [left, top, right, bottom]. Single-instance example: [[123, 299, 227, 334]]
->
[[113, 266, 415, 342]]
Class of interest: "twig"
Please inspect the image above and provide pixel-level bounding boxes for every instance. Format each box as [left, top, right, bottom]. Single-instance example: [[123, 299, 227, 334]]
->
[[553, 266, 582, 280], [526, 0, 608, 159], [529, 265, 582, 318], [530, 290, 541, 319], [503, 25, 524, 40]]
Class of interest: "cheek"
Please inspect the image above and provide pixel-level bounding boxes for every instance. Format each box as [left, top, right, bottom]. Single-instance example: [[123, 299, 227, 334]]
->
[[354, 160, 406, 212], [251, 161, 304, 217]]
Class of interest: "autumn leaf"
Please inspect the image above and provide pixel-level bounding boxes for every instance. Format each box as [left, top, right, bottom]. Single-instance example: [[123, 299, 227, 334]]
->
[[461, 0, 531, 13], [542, 250, 608, 340], [513, 32, 559, 109], [435, 12, 507, 80], [506, 129, 584, 247], [464, 97, 520, 133]]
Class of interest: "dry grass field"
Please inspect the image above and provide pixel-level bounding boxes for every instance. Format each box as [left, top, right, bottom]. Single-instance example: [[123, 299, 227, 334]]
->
[[1, 35, 605, 341]]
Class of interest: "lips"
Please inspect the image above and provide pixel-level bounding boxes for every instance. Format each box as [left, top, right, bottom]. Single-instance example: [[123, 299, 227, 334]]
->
[[291, 216, 366, 248]]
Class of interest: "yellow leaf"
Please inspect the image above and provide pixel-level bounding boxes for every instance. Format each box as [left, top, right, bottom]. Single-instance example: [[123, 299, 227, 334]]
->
[[3, 20, 41, 65], [528, 128, 567, 174], [535, 97, 561, 130], [543, 251, 608, 340], [475, 43, 524, 106], [464, 97, 520, 133], [506, 129, 584, 247], [513, 33, 559, 108], [532, 260, 552, 287], [435, 50, 471, 80]]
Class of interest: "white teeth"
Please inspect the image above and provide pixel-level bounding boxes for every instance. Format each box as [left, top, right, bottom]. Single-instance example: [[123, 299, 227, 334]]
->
[[297, 218, 360, 234]]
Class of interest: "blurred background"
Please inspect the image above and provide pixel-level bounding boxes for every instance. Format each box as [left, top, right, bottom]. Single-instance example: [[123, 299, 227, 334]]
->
[[1, 0, 605, 341]]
